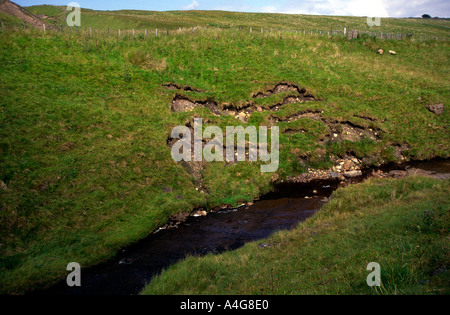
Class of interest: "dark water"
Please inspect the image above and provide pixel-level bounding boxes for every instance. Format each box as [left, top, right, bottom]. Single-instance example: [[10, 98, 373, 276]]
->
[[33, 159, 449, 295]]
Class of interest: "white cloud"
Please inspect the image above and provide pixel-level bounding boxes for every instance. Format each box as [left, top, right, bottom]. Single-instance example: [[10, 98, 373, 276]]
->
[[193, 0, 449, 17], [279, 0, 389, 17], [260, 6, 279, 13], [382, 0, 450, 17], [184, 0, 200, 10]]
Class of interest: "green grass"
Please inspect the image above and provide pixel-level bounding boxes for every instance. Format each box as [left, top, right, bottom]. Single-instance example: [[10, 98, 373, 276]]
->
[[0, 12, 24, 28], [22, 6, 450, 39], [0, 17, 448, 294], [141, 176, 450, 295]]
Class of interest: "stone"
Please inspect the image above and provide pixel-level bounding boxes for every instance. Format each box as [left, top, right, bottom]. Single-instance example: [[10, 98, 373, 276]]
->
[[343, 170, 362, 178], [343, 160, 354, 171], [426, 103, 444, 115], [192, 210, 207, 217], [163, 186, 173, 193], [388, 170, 408, 178], [0, 180, 7, 191]]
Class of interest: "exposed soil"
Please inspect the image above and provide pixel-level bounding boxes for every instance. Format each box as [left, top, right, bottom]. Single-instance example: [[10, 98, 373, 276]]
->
[[168, 82, 393, 186], [426, 103, 445, 115], [0, 0, 49, 29], [169, 82, 317, 123], [252, 82, 314, 99], [327, 120, 382, 142], [163, 83, 204, 93], [171, 94, 221, 116]]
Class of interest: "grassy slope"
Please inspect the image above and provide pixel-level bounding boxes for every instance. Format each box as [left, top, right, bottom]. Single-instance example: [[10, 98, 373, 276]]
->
[[0, 15, 449, 294], [24, 5, 450, 37], [0, 11, 23, 28], [142, 176, 450, 295]]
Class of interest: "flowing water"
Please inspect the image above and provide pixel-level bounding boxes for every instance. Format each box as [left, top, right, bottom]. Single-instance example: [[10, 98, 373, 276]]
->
[[34, 159, 450, 295]]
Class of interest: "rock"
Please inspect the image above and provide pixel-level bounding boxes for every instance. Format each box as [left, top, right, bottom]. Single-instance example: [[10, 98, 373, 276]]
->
[[192, 210, 207, 217], [271, 173, 279, 182], [258, 243, 271, 249], [329, 172, 345, 180], [388, 170, 408, 178], [169, 212, 189, 222], [118, 258, 133, 265], [426, 103, 444, 115], [163, 186, 173, 193], [343, 170, 362, 178], [0, 180, 7, 191], [343, 160, 354, 171]]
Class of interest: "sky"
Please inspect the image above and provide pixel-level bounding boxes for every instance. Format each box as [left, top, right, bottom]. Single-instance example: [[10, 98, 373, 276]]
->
[[15, 0, 450, 18]]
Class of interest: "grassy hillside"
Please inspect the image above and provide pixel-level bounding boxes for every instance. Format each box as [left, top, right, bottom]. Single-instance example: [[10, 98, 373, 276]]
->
[[142, 176, 450, 295], [23, 5, 450, 38], [0, 15, 449, 294], [0, 11, 22, 27]]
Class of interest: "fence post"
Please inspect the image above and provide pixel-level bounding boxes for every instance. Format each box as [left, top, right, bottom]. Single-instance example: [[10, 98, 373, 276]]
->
[[250, 27, 252, 33], [145, 29, 147, 37], [167, 28, 169, 36], [89, 27, 92, 37], [43, 24, 46, 32], [107, 27, 109, 36], [133, 29, 135, 36], [156, 28, 158, 36], [24, 21, 27, 30], [118, 29, 121, 37], [60, 24, 63, 33]]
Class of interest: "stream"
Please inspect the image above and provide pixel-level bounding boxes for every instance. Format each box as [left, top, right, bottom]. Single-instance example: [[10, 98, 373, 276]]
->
[[34, 159, 450, 295]]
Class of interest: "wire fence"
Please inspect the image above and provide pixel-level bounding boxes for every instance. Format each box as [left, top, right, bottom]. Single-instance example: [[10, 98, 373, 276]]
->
[[0, 21, 448, 41]]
